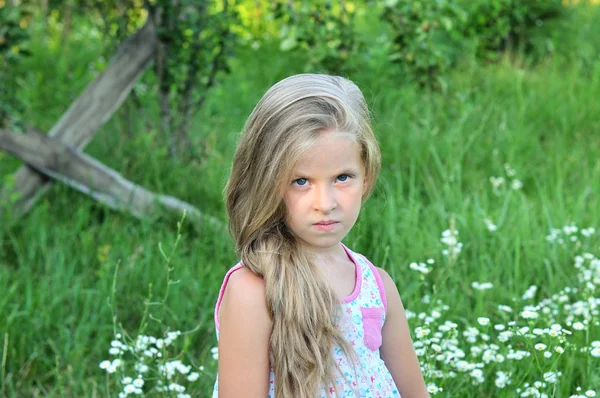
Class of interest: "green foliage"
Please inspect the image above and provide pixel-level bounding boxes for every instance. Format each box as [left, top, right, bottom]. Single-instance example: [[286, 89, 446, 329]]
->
[[233, 0, 279, 43], [149, 0, 237, 91], [98, 214, 209, 397], [0, 1, 33, 130], [85, 0, 147, 43], [382, 0, 468, 88], [145, 0, 239, 158], [382, 0, 568, 87], [461, 0, 566, 61], [273, 0, 360, 74]]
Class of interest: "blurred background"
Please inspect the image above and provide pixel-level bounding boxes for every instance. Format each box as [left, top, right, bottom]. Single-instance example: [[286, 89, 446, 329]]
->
[[1, 0, 599, 396]]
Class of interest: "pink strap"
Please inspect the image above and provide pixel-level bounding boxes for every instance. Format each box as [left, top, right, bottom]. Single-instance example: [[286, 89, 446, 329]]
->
[[340, 243, 362, 303], [214, 263, 244, 331], [360, 254, 388, 312]]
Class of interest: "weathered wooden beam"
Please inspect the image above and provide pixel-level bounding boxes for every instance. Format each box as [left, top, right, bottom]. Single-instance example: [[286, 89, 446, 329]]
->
[[0, 18, 157, 218], [0, 129, 223, 228]]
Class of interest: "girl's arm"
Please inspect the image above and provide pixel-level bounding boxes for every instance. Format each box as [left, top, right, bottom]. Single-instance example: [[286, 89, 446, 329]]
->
[[217, 268, 272, 397], [377, 267, 430, 398]]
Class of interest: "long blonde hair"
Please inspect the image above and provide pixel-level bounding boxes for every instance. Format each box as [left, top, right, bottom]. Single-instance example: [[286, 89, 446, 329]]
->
[[225, 74, 381, 397]]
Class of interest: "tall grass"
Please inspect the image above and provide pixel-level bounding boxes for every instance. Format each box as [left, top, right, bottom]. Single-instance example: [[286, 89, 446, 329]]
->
[[1, 4, 599, 397]]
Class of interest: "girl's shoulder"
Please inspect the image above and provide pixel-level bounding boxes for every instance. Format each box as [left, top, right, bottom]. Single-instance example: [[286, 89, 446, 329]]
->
[[226, 265, 265, 290], [214, 264, 268, 331]]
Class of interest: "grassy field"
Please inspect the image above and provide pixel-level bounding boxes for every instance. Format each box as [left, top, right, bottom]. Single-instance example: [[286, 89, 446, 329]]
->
[[1, 5, 600, 397]]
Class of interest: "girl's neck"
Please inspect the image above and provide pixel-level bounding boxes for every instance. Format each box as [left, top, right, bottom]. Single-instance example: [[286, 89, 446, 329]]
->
[[306, 242, 348, 266]]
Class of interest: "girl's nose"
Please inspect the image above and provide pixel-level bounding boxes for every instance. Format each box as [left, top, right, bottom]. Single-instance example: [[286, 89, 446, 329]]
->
[[314, 185, 337, 212]]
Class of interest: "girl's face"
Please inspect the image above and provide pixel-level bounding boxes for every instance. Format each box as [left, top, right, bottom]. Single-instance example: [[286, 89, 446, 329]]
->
[[283, 131, 367, 255]]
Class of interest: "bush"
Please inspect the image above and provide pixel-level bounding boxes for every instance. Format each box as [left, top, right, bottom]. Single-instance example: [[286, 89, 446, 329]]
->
[[461, 0, 565, 61], [381, 0, 468, 88], [273, 0, 360, 75], [382, 0, 567, 87]]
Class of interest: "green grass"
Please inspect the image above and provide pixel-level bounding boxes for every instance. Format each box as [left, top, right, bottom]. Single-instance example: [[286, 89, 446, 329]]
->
[[1, 5, 600, 397]]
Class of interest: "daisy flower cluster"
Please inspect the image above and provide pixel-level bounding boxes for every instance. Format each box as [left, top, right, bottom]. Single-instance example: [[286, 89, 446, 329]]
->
[[404, 224, 599, 396], [570, 387, 598, 398], [545, 224, 596, 245], [98, 331, 209, 397], [440, 228, 463, 260], [489, 163, 524, 195], [410, 259, 435, 275]]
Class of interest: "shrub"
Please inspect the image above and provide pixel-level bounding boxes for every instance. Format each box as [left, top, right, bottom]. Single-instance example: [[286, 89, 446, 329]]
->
[[461, 0, 566, 61], [273, 0, 360, 75], [381, 0, 567, 87], [381, 0, 468, 88]]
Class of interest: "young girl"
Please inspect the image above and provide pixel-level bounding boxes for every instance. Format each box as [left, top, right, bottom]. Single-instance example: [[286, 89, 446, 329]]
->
[[213, 74, 428, 397]]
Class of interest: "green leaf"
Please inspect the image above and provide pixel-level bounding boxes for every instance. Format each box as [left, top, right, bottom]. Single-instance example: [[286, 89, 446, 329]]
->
[[440, 17, 453, 31], [280, 36, 297, 52]]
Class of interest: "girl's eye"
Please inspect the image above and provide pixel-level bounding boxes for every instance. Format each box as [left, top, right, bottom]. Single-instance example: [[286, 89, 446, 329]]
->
[[337, 174, 351, 182], [293, 178, 308, 186]]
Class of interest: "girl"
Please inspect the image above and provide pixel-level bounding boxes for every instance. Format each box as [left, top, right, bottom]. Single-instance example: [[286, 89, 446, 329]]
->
[[213, 74, 428, 397]]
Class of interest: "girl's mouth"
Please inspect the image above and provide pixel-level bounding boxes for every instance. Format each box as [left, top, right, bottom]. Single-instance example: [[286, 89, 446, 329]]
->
[[313, 221, 339, 231]]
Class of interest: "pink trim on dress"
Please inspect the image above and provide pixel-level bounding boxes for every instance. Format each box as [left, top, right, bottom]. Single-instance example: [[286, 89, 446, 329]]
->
[[214, 263, 243, 331], [340, 243, 362, 303], [359, 254, 388, 312]]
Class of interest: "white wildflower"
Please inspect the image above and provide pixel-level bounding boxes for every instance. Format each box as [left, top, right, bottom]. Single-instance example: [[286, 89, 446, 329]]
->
[[109, 347, 121, 355], [134, 363, 149, 373], [522, 285, 538, 300], [211, 346, 219, 360], [581, 227, 596, 237], [472, 282, 494, 290], [490, 176, 505, 189], [543, 372, 560, 383], [427, 383, 441, 394], [511, 179, 523, 190], [484, 218, 497, 232], [441, 229, 463, 258], [504, 163, 516, 177]]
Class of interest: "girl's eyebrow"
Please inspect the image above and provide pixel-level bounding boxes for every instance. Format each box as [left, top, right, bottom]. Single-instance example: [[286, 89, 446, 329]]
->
[[292, 167, 361, 177], [336, 167, 360, 175]]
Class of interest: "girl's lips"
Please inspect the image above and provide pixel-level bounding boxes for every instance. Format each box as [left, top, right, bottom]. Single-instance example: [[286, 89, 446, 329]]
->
[[313, 221, 339, 231], [314, 219, 339, 225]]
